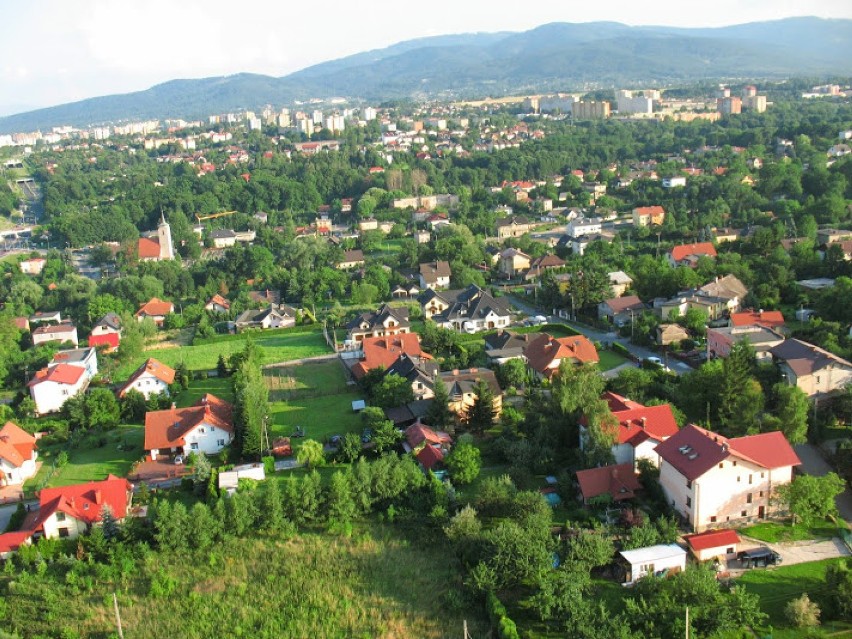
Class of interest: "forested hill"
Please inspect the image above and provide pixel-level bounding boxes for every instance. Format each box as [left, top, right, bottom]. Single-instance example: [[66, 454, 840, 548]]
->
[[2, 17, 852, 133]]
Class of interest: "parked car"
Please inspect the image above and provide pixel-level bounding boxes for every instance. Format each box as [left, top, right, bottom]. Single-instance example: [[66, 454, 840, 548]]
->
[[643, 356, 671, 372], [737, 546, 781, 568]]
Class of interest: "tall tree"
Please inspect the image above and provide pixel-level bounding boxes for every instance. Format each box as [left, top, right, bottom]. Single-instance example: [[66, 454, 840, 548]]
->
[[425, 379, 453, 429], [464, 379, 497, 434]]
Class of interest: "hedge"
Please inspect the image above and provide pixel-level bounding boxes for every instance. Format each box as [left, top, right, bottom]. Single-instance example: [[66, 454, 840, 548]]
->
[[486, 591, 520, 639]]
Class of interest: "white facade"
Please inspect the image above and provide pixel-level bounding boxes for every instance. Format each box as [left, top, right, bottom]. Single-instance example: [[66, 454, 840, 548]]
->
[[663, 176, 687, 188], [123, 373, 170, 400], [33, 326, 79, 347], [29, 371, 89, 415], [619, 544, 686, 584], [0, 455, 37, 486], [150, 423, 233, 460], [40, 511, 88, 540], [566, 217, 602, 238]]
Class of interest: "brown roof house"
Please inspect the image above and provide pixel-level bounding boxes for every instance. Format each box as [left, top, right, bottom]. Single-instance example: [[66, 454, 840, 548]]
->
[[598, 295, 645, 326], [135, 298, 174, 327], [419, 261, 451, 290], [576, 463, 642, 504], [524, 333, 599, 379], [144, 394, 234, 461], [769, 339, 852, 398]]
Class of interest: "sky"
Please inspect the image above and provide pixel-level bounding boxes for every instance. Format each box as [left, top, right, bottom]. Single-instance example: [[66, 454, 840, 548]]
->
[[1, 0, 851, 116]]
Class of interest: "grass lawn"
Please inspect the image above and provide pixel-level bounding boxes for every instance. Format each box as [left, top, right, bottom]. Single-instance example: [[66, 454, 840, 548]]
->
[[173, 376, 235, 407], [265, 359, 351, 401], [737, 558, 852, 636], [25, 425, 145, 489], [269, 393, 364, 447], [739, 518, 841, 542], [116, 330, 330, 378], [597, 350, 629, 371]]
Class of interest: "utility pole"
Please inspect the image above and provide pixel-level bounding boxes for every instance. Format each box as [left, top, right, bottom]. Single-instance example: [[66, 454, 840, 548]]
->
[[685, 606, 689, 639], [113, 592, 124, 639]]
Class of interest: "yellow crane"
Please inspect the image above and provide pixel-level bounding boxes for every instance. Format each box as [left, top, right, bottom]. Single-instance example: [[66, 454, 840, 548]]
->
[[195, 210, 237, 222]]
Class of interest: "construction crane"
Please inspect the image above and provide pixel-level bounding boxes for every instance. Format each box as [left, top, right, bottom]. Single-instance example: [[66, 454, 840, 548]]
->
[[195, 210, 237, 222]]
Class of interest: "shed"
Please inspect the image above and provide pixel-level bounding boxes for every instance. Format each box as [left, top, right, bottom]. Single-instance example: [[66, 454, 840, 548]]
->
[[618, 543, 686, 585], [683, 529, 741, 562], [218, 463, 266, 496]]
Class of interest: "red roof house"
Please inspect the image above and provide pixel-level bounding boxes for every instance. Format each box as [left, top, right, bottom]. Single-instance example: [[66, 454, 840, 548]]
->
[[0, 422, 38, 486], [683, 529, 741, 561], [730, 310, 785, 330], [575, 463, 642, 503], [668, 242, 717, 267], [352, 334, 432, 379], [135, 298, 174, 326], [118, 358, 176, 399], [525, 333, 599, 378], [144, 394, 234, 460]]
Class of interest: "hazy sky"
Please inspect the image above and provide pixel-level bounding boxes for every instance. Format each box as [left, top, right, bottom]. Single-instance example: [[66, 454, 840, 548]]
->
[[1, 0, 851, 116]]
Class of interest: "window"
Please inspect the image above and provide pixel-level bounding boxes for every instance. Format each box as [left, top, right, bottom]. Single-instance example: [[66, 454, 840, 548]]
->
[[56, 512, 66, 522], [83, 503, 89, 510], [217, 439, 225, 447], [726, 547, 734, 554], [737, 476, 741, 482], [710, 516, 717, 523], [732, 461, 737, 466], [741, 510, 747, 517], [747, 493, 753, 504], [58, 528, 69, 538], [719, 463, 724, 469], [190, 443, 199, 450], [686, 497, 692, 508], [749, 474, 753, 484], [816, 375, 821, 385], [686, 480, 692, 489], [759, 491, 764, 497], [198, 427, 205, 433], [760, 472, 765, 479]]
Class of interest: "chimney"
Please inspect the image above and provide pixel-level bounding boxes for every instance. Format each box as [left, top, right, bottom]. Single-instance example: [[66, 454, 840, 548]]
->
[[171, 402, 177, 410], [452, 369, 459, 376], [469, 368, 478, 373], [95, 490, 103, 505], [640, 417, 647, 428]]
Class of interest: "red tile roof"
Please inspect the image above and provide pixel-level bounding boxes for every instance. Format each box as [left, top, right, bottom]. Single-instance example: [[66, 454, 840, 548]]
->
[[603, 295, 644, 314], [13, 317, 29, 331], [0, 531, 32, 554], [670, 242, 717, 262], [416, 444, 444, 470], [729, 431, 802, 469], [27, 363, 85, 387], [89, 332, 120, 350], [144, 394, 234, 450], [207, 294, 230, 310], [119, 358, 176, 397], [525, 333, 599, 376], [0, 422, 36, 468], [405, 422, 452, 449], [684, 529, 741, 552], [609, 402, 680, 445], [730, 310, 785, 329], [634, 205, 665, 217], [352, 334, 431, 379], [33, 475, 132, 531], [576, 463, 641, 502], [137, 237, 161, 259], [135, 298, 174, 318]]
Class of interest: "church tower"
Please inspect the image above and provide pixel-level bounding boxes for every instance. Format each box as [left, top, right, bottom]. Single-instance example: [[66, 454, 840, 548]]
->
[[157, 212, 175, 260]]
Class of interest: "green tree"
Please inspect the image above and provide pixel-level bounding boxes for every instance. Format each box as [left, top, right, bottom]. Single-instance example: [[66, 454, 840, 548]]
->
[[776, 473, 846, 526], [370, 373, 415, 408], [338, 432, 363, 463], [296, 439, 325, 470], [445, 440, 481, 485], [785, 593, 821, 628], [326, 470, 356, 527], [98, 503, 120, 541], [718, 342, 762, 435], [84, 388, 120, 430], [425, 379, 454, 430], [497, 358, 528, 389], [464, 379, 497, 434], [120, 388, 147, 422], [371, 418, 402, 455], [824, 560, 852, 620], [259, 479, 285, 532], [770, 383, 809, 444]]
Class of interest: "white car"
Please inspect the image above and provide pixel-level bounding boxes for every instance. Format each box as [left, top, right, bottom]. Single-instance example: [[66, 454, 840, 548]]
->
[[644, 356, 671, 372]]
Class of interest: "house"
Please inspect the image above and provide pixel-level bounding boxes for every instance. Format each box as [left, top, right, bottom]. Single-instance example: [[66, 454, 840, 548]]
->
[[29, 311, 62, 325], [19, 257, 46, 275], [118, 358, 176, 399], [218, 463, 266, 496], [89, 313, 122, 351], [248, 289, 281, 306], [419, 261, 452, 290], [580, 392, 679, 467], [683, 529, 741, 562], [662, 176, 687, 188], [707, 325, 785, 361], [619, 544, 687, 584], [440, 368, 502, 419], [50, 347, 98, 379], [351, 334, 432, 379], [0, 422, 38, 486], [137, 214, 175, 261], [769, 339, 852, 398], [498, 248, 532, 279], [392, 283, 420, 299], [32, 322, 79, 347], [205, 294, 231, 313], [632, 206, 665, 227], [338, 249, 366, 270], [656, 424, 800, 532], [234, 305, 296, 331], [346, 305, 410, 342], [569, 233, 614, 256], [524, 254, 565, 281], [496, 215, 533, 240], [385, 353, 440, 400], [144, 394, 235, 460], [25, 475, 133, 541], [598, 295, 645, 325], [575, 463, 641, 504], [656, 275, 747, 321], [699, 275, 747, 309], [484, 330, 534, 364], [0, 531, 32, 559], [403, 421, 453, 471], [135, 298, 174, 327], [656, 323, 690, 346], [210, 229, 237, 248], [27, 364, 91, 415], [419, 285, 512, 333], [608, 271, 634, 297], [668, 242, 717, 267], [566, 216, 603, 238], [730, 310, 785, 331], [524, 333, 599, 379]]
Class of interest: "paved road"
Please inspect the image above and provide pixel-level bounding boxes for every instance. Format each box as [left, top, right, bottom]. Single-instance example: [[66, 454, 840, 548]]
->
[[740, 535, 850, 567], [508, 295, 693, 376], [795, 443, 852, 526]]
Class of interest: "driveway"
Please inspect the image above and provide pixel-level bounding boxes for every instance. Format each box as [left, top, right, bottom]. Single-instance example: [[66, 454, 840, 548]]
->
[[739, 535, 850, 568], [794, 443, 852, 526]]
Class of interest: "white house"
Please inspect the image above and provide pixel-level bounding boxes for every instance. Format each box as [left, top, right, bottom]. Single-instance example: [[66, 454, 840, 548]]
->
[[144, 394, 234, 460], [619, 544, 687, 584], [566, 216, 602, 238], [27, 364, 91, 415], [418, 285, 512, 334], [32, 322, 79, 348], [19, 258, 46, 275], [218, 463, 266, 496], [656, 424, 800, 532], [118, 358, 176, 399], [662, 176, 687, 188], [0, 422, 38, 486], [49, 347, 98, 380]]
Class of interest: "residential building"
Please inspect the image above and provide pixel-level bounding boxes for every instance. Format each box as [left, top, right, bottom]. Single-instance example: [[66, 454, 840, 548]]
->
[[662, 176, 687, 188], [50, 347, 98, 380], [19, 257, 46, 275], [32, 322, 79, 347], [668, 242, 717, 267], [419, 285, 512, 333], [346, 305, 410, 342], [524, 333, 599, 379], [576, 463, 641, 504], [683, 529, 741, 562], [0, 422, 38, 486], [210, 229, 237, 248], [608, 271, 634, 297], [144, 394, 234, 460], [25, 475, 133, 541], [707, 325, 785, 361], [498, 248, 532, 279], [204, 294, 231, 313], [137, 213, 175, 261], [524, 254, 565, 281], [402, 421, 452, 471], [598, 295, 645, 325], [566, 216, 602, 238], [656, 323, 690, 347], [118, 358, 176, 399], [27, 364, 91, 415], [496, 215, 533, 240], [234, 305, 296, 331], [632, 206, 666, 227], [135, 298, 174, 327], [619, 544, 687, 584], [769, 339, 852, 398], [89, 313, 122, 352], [385, 353, 440, 400], [248, 289, 280, 306], [440, 368, 502, 419], [351, 334, 432, 379], [418, 261, 452, 290], [656, 424, 800, 532], [338, 250, 365, 270], [718, 96, 742, 115], [729, 310, 785, 331], [573, 100, 611, 120], [484, 330, 534, 364]]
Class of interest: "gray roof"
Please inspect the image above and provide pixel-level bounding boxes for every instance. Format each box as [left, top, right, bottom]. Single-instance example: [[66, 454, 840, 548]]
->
[[419, 285, 512, 324]]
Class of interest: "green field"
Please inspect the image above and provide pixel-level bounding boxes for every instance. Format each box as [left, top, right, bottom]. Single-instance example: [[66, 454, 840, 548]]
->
[[597, 350, 630, 371], [740, 518, 841, 542], [737, 558, 852, 636], [173, 376, 235, 407], [25, 425, 145, 489], [116, 330, 330, 378], [265, 359, 351, 401], [2, 526, 489, 639]]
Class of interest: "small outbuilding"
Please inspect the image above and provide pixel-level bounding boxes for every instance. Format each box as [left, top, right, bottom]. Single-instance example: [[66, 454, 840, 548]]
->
[[618, 543, 686, 585], [683, 529, 741, 562]]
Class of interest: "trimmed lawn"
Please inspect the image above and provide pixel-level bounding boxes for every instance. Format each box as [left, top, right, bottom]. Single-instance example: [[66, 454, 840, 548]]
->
[[269, 393, 364, 448], [116, 330, 330, 377], [597, 350, 629, 371], [173, 376, 235, 407], [737, 558, 852, 636], [25, 425, 145, 489], [265, 359, 351, 401], [740, 518, 840, 542]]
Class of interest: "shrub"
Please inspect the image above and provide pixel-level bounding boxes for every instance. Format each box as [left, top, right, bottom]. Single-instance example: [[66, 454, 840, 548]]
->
[[262, 456, 275, 474], [785, 593, 821, 628]]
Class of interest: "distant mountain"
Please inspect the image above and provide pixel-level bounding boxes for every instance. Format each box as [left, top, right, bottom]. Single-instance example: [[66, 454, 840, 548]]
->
[[2, 17, 851, 133]]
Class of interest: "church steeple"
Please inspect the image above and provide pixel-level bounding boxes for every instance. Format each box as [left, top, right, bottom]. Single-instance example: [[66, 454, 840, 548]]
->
[[157, 211, 175, 260]]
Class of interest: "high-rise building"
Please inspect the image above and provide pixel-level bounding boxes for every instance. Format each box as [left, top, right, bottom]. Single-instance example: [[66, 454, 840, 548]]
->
[[717, 97, 742, 115], [573, 101, 611, 120]]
